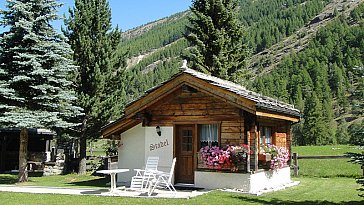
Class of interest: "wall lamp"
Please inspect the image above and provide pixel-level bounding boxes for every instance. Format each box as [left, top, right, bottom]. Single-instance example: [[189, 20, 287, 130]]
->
[[156, 126, 161, 136]]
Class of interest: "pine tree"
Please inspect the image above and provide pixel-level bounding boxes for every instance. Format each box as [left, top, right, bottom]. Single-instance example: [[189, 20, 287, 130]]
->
[[336, 119, 350, 144], [64, 0, 124, 174], [349, 120, 364, 146], [0, 0, 82, 182], [184, 0, 249, 81], [302, 92, 325, 145]]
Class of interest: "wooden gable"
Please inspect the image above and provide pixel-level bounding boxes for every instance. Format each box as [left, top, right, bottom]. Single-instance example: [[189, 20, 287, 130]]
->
[[101, 71, 299, 138]]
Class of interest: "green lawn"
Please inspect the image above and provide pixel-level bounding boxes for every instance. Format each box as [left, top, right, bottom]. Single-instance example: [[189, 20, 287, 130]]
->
[[292, 158, 362, 178], [291, 145, 363, 178], [0, 173, 109, 188], [0, 145, 363, 204], [0, 177, 362, 205], [292, 145, 362, 156]]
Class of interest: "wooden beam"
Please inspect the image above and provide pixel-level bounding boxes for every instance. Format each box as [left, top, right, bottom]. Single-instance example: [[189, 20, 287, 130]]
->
[[102, 119, 140, 138], [256, 111, 299, 122]]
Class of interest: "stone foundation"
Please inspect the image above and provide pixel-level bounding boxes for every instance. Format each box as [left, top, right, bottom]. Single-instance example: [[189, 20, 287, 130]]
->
[[43, 153, 65, 176]]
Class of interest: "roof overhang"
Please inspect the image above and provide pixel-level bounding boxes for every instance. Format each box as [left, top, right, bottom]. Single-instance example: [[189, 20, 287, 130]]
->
[[256, 110, 300, 122], [101, 69, 300, 138]]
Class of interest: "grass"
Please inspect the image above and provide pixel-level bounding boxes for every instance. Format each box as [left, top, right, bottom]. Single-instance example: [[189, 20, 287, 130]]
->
[[0, 177, 362, 205], [291, 145, 363, 178], [0, 173, 109, 188], [293, 158, 362, 178], [292, 145, 362, 156], [0, 145, 363, 204]]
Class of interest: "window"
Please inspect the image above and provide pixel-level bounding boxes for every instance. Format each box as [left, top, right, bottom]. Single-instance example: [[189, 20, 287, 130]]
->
[[199, 124, 218, 148], [260, 126, 272, 145], [182, 129, 193, 151]]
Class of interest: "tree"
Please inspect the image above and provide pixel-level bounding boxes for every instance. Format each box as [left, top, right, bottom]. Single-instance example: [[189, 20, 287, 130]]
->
[[302, 92, 325, 145], [64, 0, 123, 174], [349, 120, 364, 146], [0, 0, 82, 182], [346, 151, 364, 197], [184, 0, 249, 81], [336, 119, 350, 144]]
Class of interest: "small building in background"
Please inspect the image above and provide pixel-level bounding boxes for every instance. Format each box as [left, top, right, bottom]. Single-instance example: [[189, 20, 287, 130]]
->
[[0, 128, 54, 172]]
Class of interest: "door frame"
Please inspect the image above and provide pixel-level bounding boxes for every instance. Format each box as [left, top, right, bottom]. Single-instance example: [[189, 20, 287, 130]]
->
[[173, 122, 221, 184], [174, 124, 196, 184]]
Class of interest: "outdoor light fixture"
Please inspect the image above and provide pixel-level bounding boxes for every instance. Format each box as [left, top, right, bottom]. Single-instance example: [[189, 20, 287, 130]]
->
[[156, 126, 161, 136]]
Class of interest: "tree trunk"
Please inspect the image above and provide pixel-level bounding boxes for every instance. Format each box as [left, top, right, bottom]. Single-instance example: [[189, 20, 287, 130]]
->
[[0, 136, 7, 172], [78, 133, 87, 175], [18, 128, 28, 182]]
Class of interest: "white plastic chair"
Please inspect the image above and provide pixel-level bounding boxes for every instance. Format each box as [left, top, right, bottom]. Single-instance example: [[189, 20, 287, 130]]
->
[[147, 157, 177, 196], [130, 156, 159, 190]]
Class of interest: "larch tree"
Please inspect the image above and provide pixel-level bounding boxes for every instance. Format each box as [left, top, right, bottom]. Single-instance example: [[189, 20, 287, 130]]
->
[[0, 0, 82, 182], [63, 0, 124, 174], [184, 0, 249, 82]]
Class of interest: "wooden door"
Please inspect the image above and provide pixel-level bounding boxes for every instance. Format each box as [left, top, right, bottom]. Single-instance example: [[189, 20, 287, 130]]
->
[[175, 125, 194, 184]]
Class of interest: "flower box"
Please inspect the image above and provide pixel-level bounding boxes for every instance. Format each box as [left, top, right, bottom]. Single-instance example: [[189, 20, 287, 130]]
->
[[258, 153, 272, 162], [260, 145, 290, 171], [198, 144, 251, 173]]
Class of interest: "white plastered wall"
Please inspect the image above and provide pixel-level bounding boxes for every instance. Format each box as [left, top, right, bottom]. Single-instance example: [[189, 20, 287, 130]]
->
[[249, 166, 291, 194], [195, 167, 291, 193], [117, 124, 145, 183], [117, 124, 174, 184], [144, 126, 174, 173]]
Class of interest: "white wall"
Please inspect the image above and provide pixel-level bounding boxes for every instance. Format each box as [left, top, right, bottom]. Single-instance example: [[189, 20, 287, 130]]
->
[[195, 167, 292, 193], [117, 124, 146, 183], [144, 126, 174, 173], [249, 166, 291, 194], [195, 171, 251, 191], [116, 124, 174, 184]]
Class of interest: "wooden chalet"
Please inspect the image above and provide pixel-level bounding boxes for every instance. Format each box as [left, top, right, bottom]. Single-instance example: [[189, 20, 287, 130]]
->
[[101, 67, 300, 193]]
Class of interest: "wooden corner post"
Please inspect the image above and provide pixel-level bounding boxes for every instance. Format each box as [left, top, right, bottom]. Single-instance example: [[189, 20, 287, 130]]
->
[[293, 152, 298, 177]]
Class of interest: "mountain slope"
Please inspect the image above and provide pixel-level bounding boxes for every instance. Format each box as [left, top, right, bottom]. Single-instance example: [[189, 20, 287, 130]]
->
[[248, 0, 364, 78], [111, 0, 364, 145]]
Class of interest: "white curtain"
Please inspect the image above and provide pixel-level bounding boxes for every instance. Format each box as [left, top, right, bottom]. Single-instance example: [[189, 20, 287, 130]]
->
[[200, 124, 218, 147], [265, 127, 272, 144]]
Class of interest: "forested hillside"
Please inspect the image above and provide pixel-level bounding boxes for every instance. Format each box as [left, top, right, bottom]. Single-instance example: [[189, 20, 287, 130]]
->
[[253, 3, 364, 145], [111, 0, 364, 145]]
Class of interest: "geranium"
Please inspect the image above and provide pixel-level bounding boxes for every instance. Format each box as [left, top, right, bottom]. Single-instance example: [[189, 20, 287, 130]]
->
[[261, 144, 290, 171], [199, 144, 251, 172]]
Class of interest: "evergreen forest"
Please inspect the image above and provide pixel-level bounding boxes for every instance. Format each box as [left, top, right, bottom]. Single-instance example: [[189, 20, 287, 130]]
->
[[113, 0, 364, 146]]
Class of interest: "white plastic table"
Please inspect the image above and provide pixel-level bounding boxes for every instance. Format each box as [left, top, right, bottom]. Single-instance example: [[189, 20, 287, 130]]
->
[[96, 169, 129, 193]]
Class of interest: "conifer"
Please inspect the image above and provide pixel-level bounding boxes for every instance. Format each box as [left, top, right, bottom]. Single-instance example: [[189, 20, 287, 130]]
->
[[0, 0, 82, 182], [64, 0, 123, 174], [185, 0, 248, 81]]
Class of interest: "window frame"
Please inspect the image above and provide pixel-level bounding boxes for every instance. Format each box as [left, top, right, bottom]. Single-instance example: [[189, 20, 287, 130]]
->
[[197, 123, 221, 149], [259, 125, 273, 146]]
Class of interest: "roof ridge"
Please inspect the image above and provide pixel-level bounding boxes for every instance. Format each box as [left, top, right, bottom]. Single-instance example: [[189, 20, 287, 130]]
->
[[180, 66, 299, 114]]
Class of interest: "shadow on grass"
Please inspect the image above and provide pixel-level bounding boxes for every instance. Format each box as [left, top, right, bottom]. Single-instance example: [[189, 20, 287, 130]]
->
[[67, 177, 109, 188], [0, 172, 45, 184], [0, 175, 18, 184], [232, 195, 363, 205]]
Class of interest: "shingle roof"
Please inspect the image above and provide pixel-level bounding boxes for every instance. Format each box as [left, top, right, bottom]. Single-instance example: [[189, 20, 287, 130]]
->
[[181, 68, 300, 117]]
